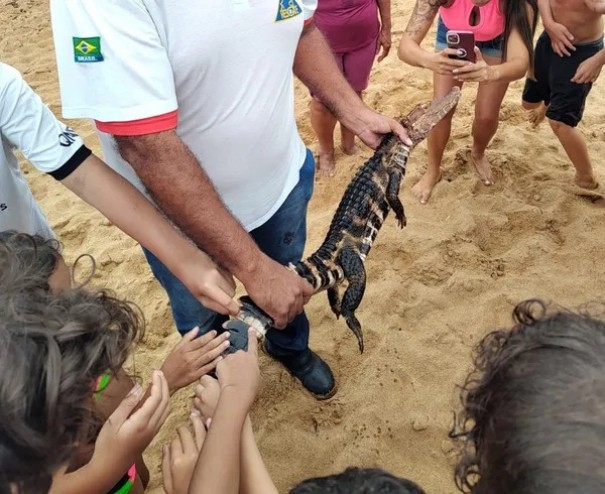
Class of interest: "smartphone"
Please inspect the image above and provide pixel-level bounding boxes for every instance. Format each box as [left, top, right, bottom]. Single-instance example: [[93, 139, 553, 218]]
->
[[446, 30, 476, 63]]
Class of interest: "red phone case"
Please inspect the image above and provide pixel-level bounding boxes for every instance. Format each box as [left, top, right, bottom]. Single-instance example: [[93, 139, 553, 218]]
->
[[446, 30, 476, 63]]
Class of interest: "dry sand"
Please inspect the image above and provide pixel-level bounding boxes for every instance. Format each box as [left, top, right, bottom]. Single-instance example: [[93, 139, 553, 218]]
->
[[3, 1, 605, 492]]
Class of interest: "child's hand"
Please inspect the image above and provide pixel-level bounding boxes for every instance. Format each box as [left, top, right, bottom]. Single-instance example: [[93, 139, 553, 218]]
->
[[216, 328, 260, 408], [93, 370, 171, 474], [161, 327, 230, 394], [193, 375, 221, 421], [162, 411, 207, 494], [545, 21, 576, 57], [178, 248, 240, 316], [571, 54, 605, 84]]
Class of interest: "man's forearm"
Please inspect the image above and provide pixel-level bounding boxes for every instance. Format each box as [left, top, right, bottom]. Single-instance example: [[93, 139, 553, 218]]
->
[[114, 131, 262, 281], [293, 24, 364, 121]]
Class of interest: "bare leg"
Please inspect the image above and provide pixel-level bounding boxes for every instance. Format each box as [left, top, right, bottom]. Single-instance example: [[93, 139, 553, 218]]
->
[[471, 54, 509, 186], [412, 72, 461, 204], [340, 92, 362, 155], [310, 98, 337, 177], [522, 100, 547, 127], [549, 119, 598, 189]]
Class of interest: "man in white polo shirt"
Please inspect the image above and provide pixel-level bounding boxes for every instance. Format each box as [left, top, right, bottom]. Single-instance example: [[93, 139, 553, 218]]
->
[[49, 0, 410, 399], [0, 61, 238, 316]]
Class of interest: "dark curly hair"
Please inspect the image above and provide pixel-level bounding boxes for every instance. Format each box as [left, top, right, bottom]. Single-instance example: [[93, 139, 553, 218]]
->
[[451, 299, 605, 493], [0, 231, 96, 294], [0, 231, 63, 294], [0, 275, 145, 492], [289, 467, 426, 493]]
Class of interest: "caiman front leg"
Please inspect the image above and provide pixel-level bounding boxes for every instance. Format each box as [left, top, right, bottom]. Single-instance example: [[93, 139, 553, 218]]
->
[[386, 168, 406, 228], [337, 246, 367, 353]]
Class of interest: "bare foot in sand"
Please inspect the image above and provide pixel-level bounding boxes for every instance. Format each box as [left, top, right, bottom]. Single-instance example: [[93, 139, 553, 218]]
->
[[317, 152, 336, 178], [575, 172, 599, 190], [528, 103, 547, 128], [471, 149, 494, 186], [412, 169, 442, 204]]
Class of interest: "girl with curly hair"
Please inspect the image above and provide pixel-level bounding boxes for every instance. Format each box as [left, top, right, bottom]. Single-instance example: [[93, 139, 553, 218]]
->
[[0, 232, 229, 493], [452, 299, 605, 493]]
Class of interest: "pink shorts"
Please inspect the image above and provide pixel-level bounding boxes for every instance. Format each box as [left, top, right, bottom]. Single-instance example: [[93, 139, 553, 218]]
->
[[313, 37, 378, 101]]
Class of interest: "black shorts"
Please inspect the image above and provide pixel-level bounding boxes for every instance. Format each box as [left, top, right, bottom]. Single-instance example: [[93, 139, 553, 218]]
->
[[522, 31, 604, 127]]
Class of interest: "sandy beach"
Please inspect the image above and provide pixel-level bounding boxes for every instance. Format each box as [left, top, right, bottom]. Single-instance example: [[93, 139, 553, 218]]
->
[[3, 0, 605, 491]]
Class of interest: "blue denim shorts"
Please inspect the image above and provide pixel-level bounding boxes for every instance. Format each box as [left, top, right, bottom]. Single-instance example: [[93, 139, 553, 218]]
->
[[435, 15, 503, 58]]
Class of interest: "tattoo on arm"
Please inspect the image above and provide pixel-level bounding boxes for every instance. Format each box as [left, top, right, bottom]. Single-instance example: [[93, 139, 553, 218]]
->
[[404, 0, 440, 40]]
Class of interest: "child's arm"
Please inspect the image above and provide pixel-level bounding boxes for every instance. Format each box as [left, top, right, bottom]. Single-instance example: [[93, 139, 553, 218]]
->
[[50, 371, 171, 494], [193, 376, 278, 494], [61, 153, 239, 317], [188, 329, 260, 494], [539, 0, 576, 56], [0, 62, 238, 317], [239, 417, 279, 494]]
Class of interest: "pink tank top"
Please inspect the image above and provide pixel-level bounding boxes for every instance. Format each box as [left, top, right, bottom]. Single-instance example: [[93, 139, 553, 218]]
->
[[439, 0, 505, 42]]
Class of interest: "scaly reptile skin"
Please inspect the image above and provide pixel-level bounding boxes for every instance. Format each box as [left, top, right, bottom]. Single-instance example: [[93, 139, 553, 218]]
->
[[224, 87, 461, 354]]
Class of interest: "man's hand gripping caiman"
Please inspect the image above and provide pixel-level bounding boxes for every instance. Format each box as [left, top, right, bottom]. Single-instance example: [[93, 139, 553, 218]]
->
[[223, 88, 461, 355]]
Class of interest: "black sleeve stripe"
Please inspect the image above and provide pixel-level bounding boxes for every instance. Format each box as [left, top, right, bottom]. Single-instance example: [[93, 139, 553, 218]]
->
[[48, 145, 92, 181]]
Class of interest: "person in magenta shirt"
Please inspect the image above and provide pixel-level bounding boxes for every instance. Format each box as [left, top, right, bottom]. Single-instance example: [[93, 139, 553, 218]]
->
[[311, 0, 392, 177], [397, 0, 537, 204]]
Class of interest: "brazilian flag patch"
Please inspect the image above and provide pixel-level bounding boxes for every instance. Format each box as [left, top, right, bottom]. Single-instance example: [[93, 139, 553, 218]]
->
[[73, 36, 104, 63]]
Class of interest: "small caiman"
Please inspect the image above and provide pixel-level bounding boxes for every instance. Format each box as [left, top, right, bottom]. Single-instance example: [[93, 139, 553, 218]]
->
[[224, 87, 461, 354]]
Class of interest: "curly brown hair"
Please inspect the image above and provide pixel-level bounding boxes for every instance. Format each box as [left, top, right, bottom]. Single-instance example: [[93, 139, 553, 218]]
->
[[0, 259, 145, 492], [451, 299, 605, 493], [0, 231, 62, 294]]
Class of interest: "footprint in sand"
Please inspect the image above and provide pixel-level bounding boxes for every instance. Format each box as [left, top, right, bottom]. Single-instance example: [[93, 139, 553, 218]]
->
[[571, 187, 605, 207]]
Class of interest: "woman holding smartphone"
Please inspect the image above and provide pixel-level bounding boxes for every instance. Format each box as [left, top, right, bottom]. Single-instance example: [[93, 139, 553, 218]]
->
[[397, 0, 537, 204]]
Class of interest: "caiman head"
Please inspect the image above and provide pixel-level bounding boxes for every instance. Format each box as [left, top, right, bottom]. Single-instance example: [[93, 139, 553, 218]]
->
[[402, 86, 461, 147]]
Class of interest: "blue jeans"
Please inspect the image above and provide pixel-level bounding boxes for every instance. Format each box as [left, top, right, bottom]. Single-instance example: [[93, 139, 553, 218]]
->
[[435, 15, 503, 58], [143, 148, 315, 355]]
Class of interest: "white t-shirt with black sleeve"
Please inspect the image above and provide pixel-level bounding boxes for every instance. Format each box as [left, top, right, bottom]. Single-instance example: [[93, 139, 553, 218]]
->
[[0, 62, 91, 239]]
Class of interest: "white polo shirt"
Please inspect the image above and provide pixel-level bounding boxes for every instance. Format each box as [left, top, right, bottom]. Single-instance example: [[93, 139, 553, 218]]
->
[[0, 63, 91, 239], [50, 0, 316, 231]]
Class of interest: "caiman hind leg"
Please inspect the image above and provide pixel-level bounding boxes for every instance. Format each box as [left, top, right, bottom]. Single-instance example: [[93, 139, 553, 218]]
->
[[336, 246, 367, 353], [327, 286, 342, 318], [386, 168, 406, 228]]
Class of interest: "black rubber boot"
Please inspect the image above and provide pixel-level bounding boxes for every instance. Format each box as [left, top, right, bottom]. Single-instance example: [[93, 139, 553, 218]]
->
[[264, 340, 337, 400]]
